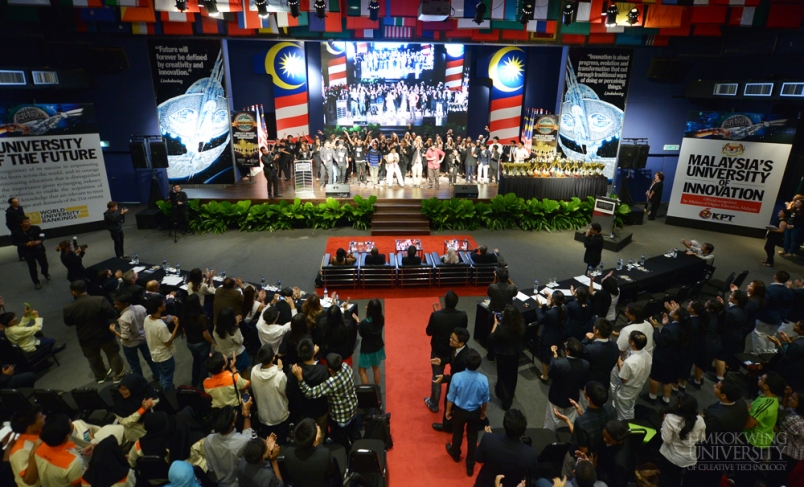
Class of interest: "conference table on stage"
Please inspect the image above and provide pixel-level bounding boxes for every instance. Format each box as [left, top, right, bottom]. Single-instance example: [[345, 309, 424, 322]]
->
[[86, 257, 358, 318], [473, 252, 708, 347], [498, 175, 608, 200]]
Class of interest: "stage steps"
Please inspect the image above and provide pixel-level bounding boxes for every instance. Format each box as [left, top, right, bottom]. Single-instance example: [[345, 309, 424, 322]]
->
[[371, 200, 431, 236]]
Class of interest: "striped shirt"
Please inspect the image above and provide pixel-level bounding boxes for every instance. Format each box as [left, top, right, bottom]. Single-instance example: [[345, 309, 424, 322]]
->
[[204, 371, 250, 409], [298, 363, 358, 426], [745, 396, 779, 448]]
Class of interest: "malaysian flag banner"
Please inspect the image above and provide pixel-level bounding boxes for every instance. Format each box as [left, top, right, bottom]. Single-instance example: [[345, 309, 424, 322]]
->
[[445, 44, 465, 91], [384, 25, 412, 38], [486, 46, 526, 143], [256, 42, 310, 138], [325, 41, 347, 86]]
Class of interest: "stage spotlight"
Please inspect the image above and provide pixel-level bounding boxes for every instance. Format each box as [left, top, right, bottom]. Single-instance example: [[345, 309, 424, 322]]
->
[[175, 0, 187, 11], [205, 0, 220, 17], [601, 1, 608, 16], [314, 0, 326, 19], [626, 7, 639, 25], [368, 0, 380, 21], [473, 1, 487, 24], [519, 2, 534, 25], [606, 2, 618, 25], [288, 0, 300, 18], [562, 2, 574, 25], [255, 0, 269, 18]]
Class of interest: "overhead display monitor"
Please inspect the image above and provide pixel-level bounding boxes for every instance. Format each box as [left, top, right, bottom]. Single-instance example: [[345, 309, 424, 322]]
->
[[320, 41, 469, 131]]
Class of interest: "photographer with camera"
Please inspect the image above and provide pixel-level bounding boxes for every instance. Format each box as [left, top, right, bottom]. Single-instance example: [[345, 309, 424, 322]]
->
[[103, 201, 128, 260], [56, 239, 88, 283]]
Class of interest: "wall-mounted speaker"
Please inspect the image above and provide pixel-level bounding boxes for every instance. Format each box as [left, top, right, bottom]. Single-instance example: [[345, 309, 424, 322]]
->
[[129, 141, 148, 169], [617, 144, 636, 169], [634, 145, 650, 169], [149, 141, 169, 169]]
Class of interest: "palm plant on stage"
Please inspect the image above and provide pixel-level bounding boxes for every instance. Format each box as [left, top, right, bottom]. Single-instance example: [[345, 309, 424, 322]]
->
[[477, 193, 525, 231], [343, 194, 377, 231]]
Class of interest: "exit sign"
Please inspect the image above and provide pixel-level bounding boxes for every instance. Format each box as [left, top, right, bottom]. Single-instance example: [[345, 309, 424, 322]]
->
[[663, 144, 680, 151]]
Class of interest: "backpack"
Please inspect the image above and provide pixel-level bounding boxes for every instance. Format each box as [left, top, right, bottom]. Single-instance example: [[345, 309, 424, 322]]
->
[[363, 413, 393, 450]]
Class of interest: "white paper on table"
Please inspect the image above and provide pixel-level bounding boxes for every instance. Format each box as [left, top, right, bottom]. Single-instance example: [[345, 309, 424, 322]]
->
[[573, 276, 601, 290], [161, 275, 184, 286], [321, 298, 333, 308], [515, 292, 530, 301], [555, 289, 573, 296], [131, 266, 146, 274], [533, 295, 548, 306]]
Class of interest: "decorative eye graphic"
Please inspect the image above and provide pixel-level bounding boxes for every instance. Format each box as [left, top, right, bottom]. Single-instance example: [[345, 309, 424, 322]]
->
[[169, 108, 198, 126], [588, 112, 613, 130]]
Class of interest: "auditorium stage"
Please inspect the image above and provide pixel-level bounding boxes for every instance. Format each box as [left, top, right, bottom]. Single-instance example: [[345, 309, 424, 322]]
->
[[183, 170, 500, 203]]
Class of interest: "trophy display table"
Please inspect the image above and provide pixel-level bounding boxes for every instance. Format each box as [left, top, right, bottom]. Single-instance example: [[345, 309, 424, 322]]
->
[[498, 175, 608, 201]]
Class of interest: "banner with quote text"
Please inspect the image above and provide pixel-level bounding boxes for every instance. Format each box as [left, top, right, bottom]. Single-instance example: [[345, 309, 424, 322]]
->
[[667, 111, 796, 229], [0, 104, 111, 236], [558, 48, 632, 179], [147, 38, 234, 184]]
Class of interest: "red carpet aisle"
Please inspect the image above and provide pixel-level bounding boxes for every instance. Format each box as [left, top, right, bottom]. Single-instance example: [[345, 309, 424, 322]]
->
[[323, 235, 487, 299], [384, 298, 479, 486]]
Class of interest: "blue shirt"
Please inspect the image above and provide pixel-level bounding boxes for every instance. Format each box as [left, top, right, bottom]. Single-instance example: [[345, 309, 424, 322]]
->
[[447, 370, 490, 411]]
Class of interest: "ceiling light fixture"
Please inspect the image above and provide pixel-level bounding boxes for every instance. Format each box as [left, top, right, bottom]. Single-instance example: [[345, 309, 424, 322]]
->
[[562, 2, 575, 25], [314, 0, 326, 19], [605, 3, 618, 25], [626, 7, 639, 25], [175, 0, 187, 11], [519, 3, 534, 25], [473, 1, 487, 24], [288, 0, 300, 18], [205, 0, 220, 17], [368, 0, 380, 21]]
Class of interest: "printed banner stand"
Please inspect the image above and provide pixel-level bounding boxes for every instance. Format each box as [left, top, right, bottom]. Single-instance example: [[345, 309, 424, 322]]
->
[[666, 111, 796, 237]]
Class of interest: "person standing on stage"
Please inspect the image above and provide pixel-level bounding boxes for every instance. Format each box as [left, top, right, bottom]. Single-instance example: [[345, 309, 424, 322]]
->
[[385, 147, 404, 188], [490, 142, 501, 184], [367, 140, 382, 187], [426, 143, 445, 190], [261, 147, 281, 199], [320, 140, 334, 189], [5, 197, 26, 261], [346, 131, 367, 185], [169, 184, 189, 233], [277, 141, 294, 182], [646, 171, 664, 221], [478, 143, 491, 184], [447, 149, 461, 187], [12, 217, 50, 290], [104, 201, 128, 260], [312, 137, 323, 184], [333, 140, 348, 184], [464, 141, 478, 184], [512, 141, 529, 162], [583, 222, 604, 273]]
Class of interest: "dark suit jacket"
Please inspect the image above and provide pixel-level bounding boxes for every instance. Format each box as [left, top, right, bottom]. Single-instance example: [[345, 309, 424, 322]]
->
[[487, 282, 517, 313], [756, 283, 794, 326], [401, 256, 422, 266], [776, 338, 804, 391], [276, 299, 302, 325], [118, 281, 146, 305], [5, 205, 25, 232], [653, 321, 682, 365], [471, 251, 498, 265], [583, 234, 604, 267], [63, 294, 118, 347], [581, 339, 620, 386], [282, 445, 340, 487], [444, 346, 473, 385], [704, 401, 750, 434], [11, 225, 46, 257], [474, 434, 540, 487], [213, 288, 244, 325], [427, 308, 468, 358], [364, 254, 386, 265], [548, 356, 589, 408]]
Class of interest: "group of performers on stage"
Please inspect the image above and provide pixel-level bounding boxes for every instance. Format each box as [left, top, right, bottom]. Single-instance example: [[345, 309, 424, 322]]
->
[[256, 126, 537, 194]]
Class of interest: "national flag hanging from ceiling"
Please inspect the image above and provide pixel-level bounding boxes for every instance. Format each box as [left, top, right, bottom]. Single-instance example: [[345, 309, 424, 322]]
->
[[444, 44, 465, 91], [325, 41, 347, 86], [486, 46, 527, 143], [262, 42, 310, 138]]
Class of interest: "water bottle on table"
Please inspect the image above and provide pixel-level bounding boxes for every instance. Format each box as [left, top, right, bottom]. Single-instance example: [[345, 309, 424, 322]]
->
[[323, 286, 328, 300], [616, 259, 623, 271], [134, 253, 139, 265], [640, 254, 645, 266], [533, 279, 539, 293], [175, 263, 180, 275], [260, 277, 266, 290], [162, 259, 167, 270], [221, 270, 226, 279], [598, 263, 604, 276], [673, 248, 679, 258], [276, 279, 281, 290], [628, 258, 633, 267]]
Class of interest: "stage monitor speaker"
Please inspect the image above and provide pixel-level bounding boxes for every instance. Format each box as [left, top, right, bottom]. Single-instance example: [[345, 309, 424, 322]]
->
[[617, 144, 636, 169], [129, 141, 148, 169], [634, 145, 650, 169], [454, 184, 478, 198], [325, 183, 351, 198], [149, 141, 170, 169]]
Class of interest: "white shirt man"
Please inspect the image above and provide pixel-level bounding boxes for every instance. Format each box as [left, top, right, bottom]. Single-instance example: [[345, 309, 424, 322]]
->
[[513, 144, 529, 162], [611, 330, 652, 420], [615, 306, 655, 357]]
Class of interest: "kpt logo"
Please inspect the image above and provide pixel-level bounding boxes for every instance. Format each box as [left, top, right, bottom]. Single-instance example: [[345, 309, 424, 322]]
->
[[699, 208, 735, 222]]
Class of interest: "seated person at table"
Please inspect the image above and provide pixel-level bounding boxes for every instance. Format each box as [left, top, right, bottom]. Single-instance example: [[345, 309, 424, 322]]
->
[[441, 248, 461, 264], [117, 270, 146, 305], [364, 247, 386, 265], [330, 248, 356, 266], [681, 239, 715, 265], [0, 308, 61, 353], [401, 245, 422, 266], [92, 269, 120, 300], [470, 245, 502, 264], [146, 280, 176, 317]]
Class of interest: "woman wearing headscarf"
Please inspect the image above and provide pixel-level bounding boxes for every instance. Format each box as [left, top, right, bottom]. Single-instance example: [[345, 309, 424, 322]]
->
[[164, 461, 201, 487], [128, 409, 204, 469], [440, 247, 460, 264], [80, 436, 134, 487], [112, 374, 157, 443]]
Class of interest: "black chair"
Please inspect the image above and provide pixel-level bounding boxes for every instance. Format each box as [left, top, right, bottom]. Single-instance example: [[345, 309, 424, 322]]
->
[[641, 299, 662, 322], [176, 386, 213, 421], [356, 384, 383, 414], [395, 252, 435, 288], [320, 253, 359, 289], [136, 455, 170, 486], [0, 337, 60, 373], [0, 389, 35, 414], [702, 271, 735, 298], [32, 389, 80, 418], [359, 252, 397, 288], [535, 442, 570, 480], [462, 251, 502, 286], [686, 279, 707, 301], [524, 428, 558, 455], [346, 439, 387, 487], [70, 387, 115, 424], [731, 270, 750, 290], [522, 322, 541, 366], [626, 428, 649, 482], [431, 251, 471, 287]]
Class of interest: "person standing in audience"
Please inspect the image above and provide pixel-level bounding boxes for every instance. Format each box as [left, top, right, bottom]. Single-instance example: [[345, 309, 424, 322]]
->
[[275, 287, 300, 325], [103, 201, 128, 260], [738, 372, 786, 487], [445, 348, 489, 477], [289, 338, 330, 434], [713, 291, 747, 382], [753, 270, 793, 354], [642, 307, 690, 406], [143, 294, 181, 391], [490, 305, 524, 411], [251, 345, 290, 442], [589, 273, 619, 323], [582, 222, 603, 273], [33, 414, 83, 487], [282, 419, 342, 487], [762, 208, 789, 266], [7, 407, 45, 487], [257, 306, 291, 355], [214, 278, 245, 326], [6, 197, 26, 261], [690, 299, 720, 388], [187, 268, 216, 309], [768, 320, 804, 392], [645, 171, 664, 220], [318, 305, 358, 366], [614, 305, 654, 357], [56, 239, 87, 283], [782, 197, 804, 257], [538, 290, 568, 382], [12, 216, 50, 289], [278, 313, 310, 370], [205, 402, 254, 487], [293, 353, 360, 449], [63, 280, 125, 384], [544, 338, 589, 431], [238, 436, 283, 487], [216, 307, 250, 374], [657, 393, 706, 487], [474, 408, 539, 487], [426, 292, 468, 413], [432, 327, 473, 432], [581, 319, 619, 388], [356, 298, 385, 386], [594, 419, 631, 487], [204, 351, 250, 410], [182, 293, 217, 388], [611, 331, 651, 421], [564, 287, 593, 341], [111, 291, 160, 382]]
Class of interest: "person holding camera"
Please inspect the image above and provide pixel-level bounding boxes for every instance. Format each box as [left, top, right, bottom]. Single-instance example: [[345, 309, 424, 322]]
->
[[56, 239, 87, 283], [103, 201, 128, 260]]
